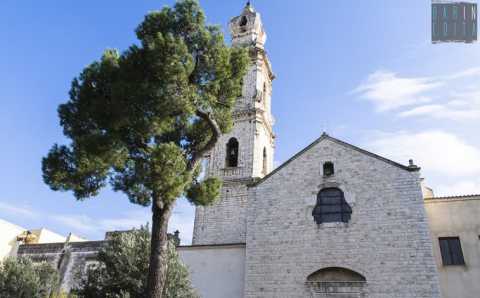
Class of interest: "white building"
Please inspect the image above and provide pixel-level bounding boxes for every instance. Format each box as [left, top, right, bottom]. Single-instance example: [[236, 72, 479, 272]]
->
[[0, 218, 85, 262]]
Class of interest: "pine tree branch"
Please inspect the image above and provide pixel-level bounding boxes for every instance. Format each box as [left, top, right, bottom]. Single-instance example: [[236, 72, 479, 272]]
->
[[188, 109, 221, 171]]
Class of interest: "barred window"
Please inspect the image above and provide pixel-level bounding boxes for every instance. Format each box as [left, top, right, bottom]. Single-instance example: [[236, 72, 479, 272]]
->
[[313, 188, 352, 224], [439, 237, 465, 266]]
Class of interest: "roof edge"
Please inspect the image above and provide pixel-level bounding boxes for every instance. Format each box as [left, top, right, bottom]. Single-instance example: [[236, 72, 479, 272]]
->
[[250, 133, 420, 187], [177, 243, 246, 249], [425, 194, 480, 201]]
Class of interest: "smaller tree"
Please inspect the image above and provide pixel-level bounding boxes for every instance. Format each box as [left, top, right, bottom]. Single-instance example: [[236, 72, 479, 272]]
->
[[73, 226, 197, 298], [0, 257, 60, 298]]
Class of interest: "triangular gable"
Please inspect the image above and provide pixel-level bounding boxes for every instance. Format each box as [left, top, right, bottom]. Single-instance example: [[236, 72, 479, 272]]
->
[[250, 133, 420, 187]]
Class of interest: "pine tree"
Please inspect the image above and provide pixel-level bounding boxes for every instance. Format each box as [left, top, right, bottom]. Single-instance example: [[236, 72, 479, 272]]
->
[[0, 257, 60, 298], [41, 1, 249, 296]]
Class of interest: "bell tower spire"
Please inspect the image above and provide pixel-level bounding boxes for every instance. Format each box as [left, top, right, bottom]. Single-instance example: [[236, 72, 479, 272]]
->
[[230, 1, 267, 49], [192, 4, 275, 245]]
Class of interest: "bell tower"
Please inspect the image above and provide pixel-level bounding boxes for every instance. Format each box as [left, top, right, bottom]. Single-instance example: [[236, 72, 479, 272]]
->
[[192, 2, 275, 245]]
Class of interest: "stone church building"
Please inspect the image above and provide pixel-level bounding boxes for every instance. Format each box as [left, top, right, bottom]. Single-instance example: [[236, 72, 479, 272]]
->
[[176, 3, 466, 298], [14, 3, 480, 298]]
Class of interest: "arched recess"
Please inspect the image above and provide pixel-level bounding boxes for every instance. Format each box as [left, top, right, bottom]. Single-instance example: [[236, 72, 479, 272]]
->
[[307, 267, 366, 282], [306, 267, 366, 297], [226, 138, 239, 168]]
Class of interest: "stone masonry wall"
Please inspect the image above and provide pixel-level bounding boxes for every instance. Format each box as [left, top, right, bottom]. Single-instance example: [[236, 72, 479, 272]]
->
[[17, 241, 105, 292], [245, 137, 441, 298], [193, 180, 250, 245], [192, 46, 274, 246]]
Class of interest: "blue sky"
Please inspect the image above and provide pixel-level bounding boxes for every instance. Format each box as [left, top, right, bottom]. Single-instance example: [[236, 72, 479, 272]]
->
[[1, 0, 479, 244]]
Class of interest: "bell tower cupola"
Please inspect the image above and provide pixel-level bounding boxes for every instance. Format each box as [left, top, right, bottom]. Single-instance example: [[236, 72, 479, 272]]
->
[[229, 2, 267, 49]]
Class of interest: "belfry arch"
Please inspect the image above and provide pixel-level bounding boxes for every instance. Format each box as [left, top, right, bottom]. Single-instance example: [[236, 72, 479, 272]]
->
[[226, 138, 239, 168]]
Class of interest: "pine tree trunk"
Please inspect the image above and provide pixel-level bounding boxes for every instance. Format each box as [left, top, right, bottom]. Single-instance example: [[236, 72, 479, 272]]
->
[[146, 201, 173, 298]]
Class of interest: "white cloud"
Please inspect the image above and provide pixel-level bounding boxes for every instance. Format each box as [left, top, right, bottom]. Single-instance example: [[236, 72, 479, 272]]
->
[[353, 70, 441, 111], [52, 215, 99, 234], [368, 130, 480, 178], [444, 67, 480, 80], [435, 178, 480, 197], [51, 200, 195, 244], [354, 67, 480, 120], [52, 211, 150, 236], [367, 130, 480, 197], [399, 104, 480, 121], [0, 202, 38, 218]]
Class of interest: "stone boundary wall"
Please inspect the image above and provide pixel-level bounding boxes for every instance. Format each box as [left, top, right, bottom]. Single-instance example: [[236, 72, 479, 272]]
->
[[17, 241, 106, 292]]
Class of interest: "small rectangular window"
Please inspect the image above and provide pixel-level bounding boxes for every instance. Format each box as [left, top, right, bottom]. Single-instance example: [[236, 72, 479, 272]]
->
[[439, 237, 465, 266], [453, 6, 458, 20], [444, 22, 448, 36], [433, 6, 437, 19], [444, 6, 448, 18]]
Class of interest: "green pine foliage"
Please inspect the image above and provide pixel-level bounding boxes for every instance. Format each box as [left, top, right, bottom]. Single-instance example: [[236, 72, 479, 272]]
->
[[73, 226, 197, 298], [42, 0, 249, 294], [0, 257, 60, 298], [42, 0, 249, 206]]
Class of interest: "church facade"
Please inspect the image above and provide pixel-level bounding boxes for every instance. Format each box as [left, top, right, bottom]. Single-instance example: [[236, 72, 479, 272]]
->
[[12, 3, 480, 298], [179, 3, 441, 298]]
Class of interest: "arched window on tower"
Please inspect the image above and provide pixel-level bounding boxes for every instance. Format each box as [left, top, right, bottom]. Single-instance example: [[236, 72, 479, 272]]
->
[[312, 188, 352, 224], [240, 16, 248, 26], [226, 138, 239, 168], [262, 147, 268, 175]]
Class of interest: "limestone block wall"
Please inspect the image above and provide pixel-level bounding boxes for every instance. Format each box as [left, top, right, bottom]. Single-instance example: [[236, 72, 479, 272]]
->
[[193, 4, 275, 246], [252, 120, 274, 178], [17, 241, 104, 292], [245, 137, 441, 298], [193, 180, 250, 245]]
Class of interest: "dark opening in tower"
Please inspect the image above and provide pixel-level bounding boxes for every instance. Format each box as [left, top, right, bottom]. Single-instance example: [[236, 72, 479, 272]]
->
[[226, 138, 239, 167], [262, 147, 268, 175]]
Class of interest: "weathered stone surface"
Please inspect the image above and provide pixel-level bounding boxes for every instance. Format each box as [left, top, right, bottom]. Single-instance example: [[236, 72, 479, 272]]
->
[[192, 4, 275, 246], [17, 241, 105, 292], [245, 137, 441, 298]]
